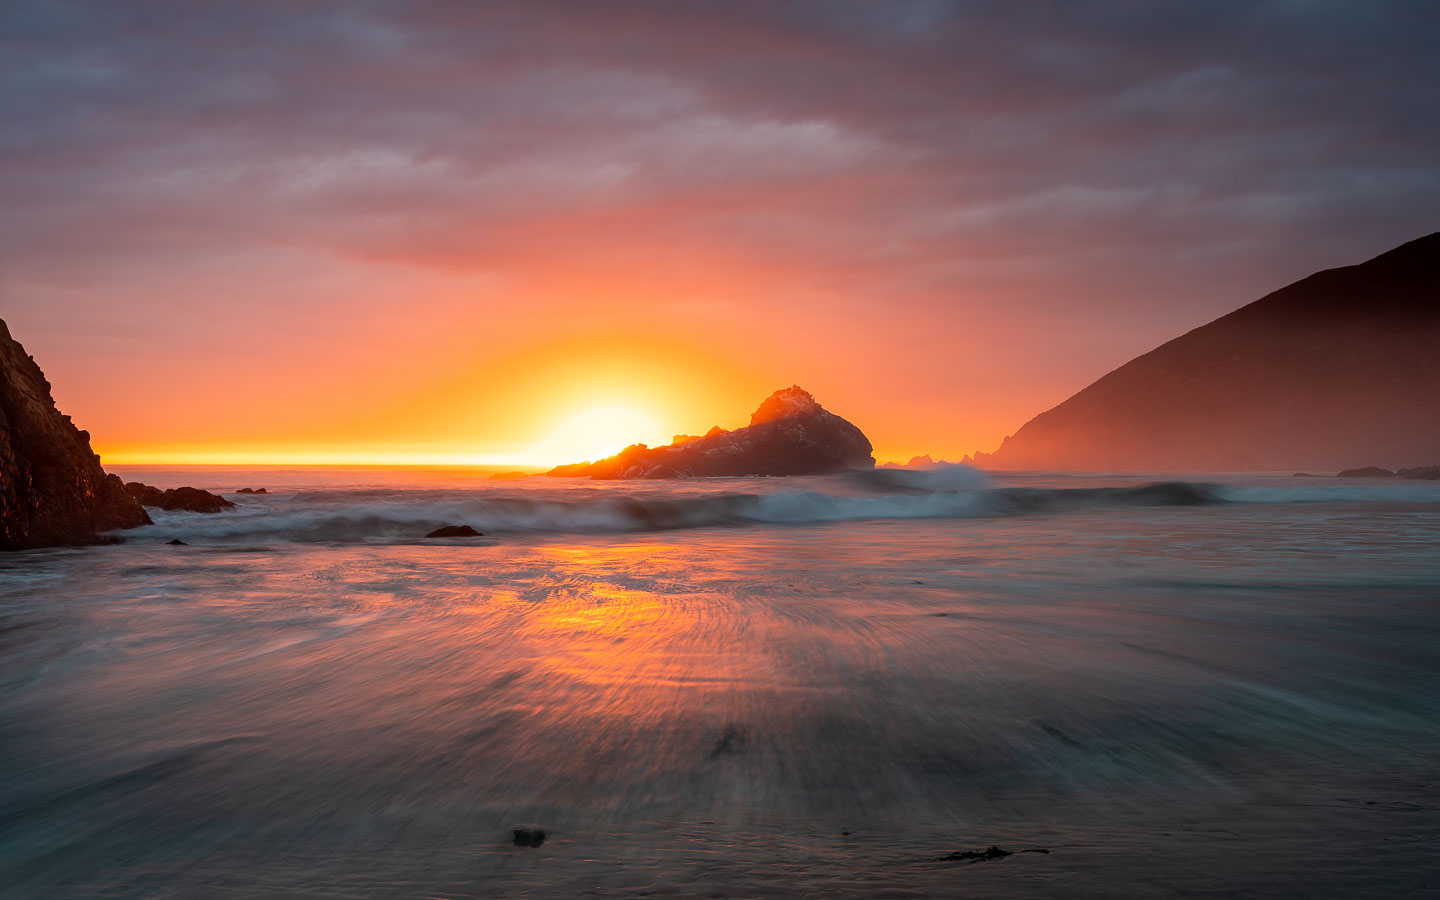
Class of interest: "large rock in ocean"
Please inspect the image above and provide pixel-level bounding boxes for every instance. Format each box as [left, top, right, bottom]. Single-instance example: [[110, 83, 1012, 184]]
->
[[547, 386, 875, 479], [978, 232, 1440, 472], [124, 482, 235, 514], [1, 319, 151, 550]]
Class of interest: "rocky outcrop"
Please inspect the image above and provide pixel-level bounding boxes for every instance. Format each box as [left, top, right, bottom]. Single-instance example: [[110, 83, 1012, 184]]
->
[[1336, 464, 1440, 479], [124, 482, 235, 513], [878, 454, 963, 470], [980, 233, 1440, 472], [426, 524, 482, 537], [547, 386, 875, 479], [1, 319, 152, 550]]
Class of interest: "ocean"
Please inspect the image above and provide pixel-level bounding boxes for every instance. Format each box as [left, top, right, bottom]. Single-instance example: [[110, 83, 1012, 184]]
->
[[2, 466, 1438, 897]]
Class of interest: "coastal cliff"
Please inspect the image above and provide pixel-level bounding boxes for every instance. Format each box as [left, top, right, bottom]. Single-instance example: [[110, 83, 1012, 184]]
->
[[980, 232, 1440, 472], [0, 319, 151, 549], [548, 386, 875, 478]]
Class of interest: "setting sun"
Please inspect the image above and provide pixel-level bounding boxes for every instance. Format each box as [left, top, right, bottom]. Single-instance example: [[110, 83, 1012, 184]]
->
[[535, 405, 667, 466]]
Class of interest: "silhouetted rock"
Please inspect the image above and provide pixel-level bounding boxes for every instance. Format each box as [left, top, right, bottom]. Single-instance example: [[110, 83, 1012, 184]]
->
[[167, 538, 187, 545], [235, 487, 268, 494], [1, 319, 152, 550], [125, 483, 236, 513], [880, 454, 957, 469], [1292, 472, 1317, 477], [546, 386, 874, 479], [936, 846, 1049, 863], [427, 524, 482, 537], [1398, 465, 1440, 480], [983, 233, 1440, 471], [1337, 467, 1395, 478], [513, 827, 545, 847]]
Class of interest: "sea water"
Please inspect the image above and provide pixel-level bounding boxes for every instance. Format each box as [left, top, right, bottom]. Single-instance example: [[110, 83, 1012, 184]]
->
[[1, 467, 1438, 897]]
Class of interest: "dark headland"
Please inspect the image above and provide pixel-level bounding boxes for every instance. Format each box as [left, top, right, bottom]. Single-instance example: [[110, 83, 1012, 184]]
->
[[976, 232, 1440, 472], [547, 386, 875, 479], [0, 318, 240, 550], [0, 319, 151, 549]]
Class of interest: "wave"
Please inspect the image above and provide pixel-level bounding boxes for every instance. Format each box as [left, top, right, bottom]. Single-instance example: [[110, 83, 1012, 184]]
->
[[107, 477, 1440, 545], [845, 463, 994, 493]]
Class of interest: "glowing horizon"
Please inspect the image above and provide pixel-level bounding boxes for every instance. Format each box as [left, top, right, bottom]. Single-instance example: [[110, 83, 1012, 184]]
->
[[7, 4, 1437, 467], [92, 395, 926, 469]]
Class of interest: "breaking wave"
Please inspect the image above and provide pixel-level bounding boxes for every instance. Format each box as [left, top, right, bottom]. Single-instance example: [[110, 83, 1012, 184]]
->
[[103, 469, 1440, 545]]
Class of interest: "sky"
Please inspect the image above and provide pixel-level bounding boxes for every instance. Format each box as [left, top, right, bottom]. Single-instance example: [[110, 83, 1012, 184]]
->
[[3, 0, 1439, 466]]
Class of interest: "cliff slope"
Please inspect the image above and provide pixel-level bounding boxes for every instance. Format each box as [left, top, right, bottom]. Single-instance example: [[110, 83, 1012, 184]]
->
[[1, 319, 151, 549], [982, 232, 1440, 471]]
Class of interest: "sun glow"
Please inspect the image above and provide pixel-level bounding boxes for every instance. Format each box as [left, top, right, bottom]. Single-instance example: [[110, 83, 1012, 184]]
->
[[535, 405, 667, 465], [88, 338, 779, 467]]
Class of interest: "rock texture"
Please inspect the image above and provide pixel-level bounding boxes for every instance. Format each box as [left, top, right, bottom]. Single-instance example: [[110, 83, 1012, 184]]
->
[[980, 233, 1440, 472], [1, 319, 151, 549], [125, 482, 235, 514], [547, 386, 875, 479]]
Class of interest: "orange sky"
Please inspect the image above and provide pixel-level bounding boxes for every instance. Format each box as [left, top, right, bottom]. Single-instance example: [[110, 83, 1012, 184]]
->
[[5, 3, 1437, 467]]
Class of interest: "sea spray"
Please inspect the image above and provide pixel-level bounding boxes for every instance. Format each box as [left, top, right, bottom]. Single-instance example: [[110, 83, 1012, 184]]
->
[[104, 472, 1440, 545]]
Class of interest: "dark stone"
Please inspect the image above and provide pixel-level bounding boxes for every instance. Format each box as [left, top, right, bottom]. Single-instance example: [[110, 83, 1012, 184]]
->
[[1, 319, 152, 550], [236, 488, 255, 494], [427, 524, 482, 538], [167, 538, 187, 545], [936, 846, 1049, 863], [125, 483, 235, 513], [1292, 472, 1317, 477], [547, 386, 874, 479], [1337, 467, 1396, 478], [1398, 465, 1440, 480], [708, 725, 745, 759], [513, 827, 545, 847]]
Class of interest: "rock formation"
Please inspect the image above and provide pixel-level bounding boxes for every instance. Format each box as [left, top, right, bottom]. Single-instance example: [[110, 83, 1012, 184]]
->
[[1335, 464, 1440, 479], [1, 319, 151, 549], [980, 232, 1440, 472], [547, 386, 875, 478], [426, 524, 483, 538], [124, 482, 236, 513], [878, 454, 962, 470]]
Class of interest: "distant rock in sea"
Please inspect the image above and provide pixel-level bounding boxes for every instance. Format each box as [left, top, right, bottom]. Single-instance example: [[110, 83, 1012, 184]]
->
[[979, 232, 1440, 472], [235, 487, 268, 494], [547, 386, 875, 479], [879, 454, 962, 470], [1337, 464, 1440, 480], [125, 483, 236, 513], [426, 524, 482, 538], [1, 318, 152, 550]]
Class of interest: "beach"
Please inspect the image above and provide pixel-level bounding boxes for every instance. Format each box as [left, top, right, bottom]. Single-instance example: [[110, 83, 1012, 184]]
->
[[2, 468, 1437, 896]]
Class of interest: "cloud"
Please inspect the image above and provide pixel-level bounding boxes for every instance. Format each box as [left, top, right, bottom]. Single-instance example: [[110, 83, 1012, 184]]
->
[[2, 0, 1438, 455]]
